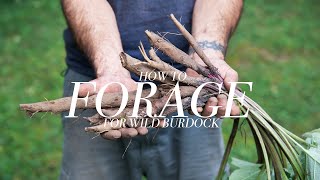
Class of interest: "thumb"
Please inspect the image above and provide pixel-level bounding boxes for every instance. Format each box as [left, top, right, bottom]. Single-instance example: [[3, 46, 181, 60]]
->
[[78, 80, 97, 97], [223, 68, 238, 91], [186, 68, 200, 77]]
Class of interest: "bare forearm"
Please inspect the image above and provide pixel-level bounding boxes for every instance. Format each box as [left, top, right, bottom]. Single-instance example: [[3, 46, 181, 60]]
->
[[192, 0, 243, 59], [61, 0, 127, 77]]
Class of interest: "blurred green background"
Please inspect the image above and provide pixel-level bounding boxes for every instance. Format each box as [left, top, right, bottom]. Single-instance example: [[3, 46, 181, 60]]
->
[[0, 0, 319, 179]]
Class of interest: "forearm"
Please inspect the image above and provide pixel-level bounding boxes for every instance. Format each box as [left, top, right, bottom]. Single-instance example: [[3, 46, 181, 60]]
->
[[192, 0, 243, 59], [61, 0, 128, 77]]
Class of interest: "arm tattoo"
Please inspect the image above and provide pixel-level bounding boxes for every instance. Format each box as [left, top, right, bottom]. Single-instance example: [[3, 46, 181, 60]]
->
[[189, 40, 226, 56]]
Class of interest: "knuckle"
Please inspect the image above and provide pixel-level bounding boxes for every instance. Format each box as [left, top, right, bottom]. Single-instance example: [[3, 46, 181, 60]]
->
[[233, 69, 238, 76], [218, 106, 226, 112], [230, 69, 238, 79], [101, 132, 113, 140], [113, 133, 121, 139], [128, 129, 138, 137], [217, 94, 226, 100]]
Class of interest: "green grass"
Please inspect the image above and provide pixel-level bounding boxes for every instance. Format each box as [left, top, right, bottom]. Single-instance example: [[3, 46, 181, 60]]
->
[[0, 0, 319, 179], [0, 1, 65, 179]]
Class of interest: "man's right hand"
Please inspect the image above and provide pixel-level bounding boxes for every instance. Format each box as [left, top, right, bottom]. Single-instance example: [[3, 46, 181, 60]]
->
[[78, 69, 149, 140], [78, 69, 137, 96], [62, 0, 149, 140]]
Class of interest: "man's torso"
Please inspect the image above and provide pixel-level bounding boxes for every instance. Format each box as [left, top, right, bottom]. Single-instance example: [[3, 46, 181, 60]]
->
[[63, 0, 195, 79]]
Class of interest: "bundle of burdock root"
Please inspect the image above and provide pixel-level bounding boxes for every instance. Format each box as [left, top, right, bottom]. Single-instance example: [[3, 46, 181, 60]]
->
[[20, 14, 319, 180]]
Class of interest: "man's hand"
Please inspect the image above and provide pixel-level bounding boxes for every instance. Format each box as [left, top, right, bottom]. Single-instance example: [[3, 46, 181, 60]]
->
[[78, 68, 150, 140], [62, 0, 148, 140], [78, 69, 137, 96], [187, 51, 240, 118]]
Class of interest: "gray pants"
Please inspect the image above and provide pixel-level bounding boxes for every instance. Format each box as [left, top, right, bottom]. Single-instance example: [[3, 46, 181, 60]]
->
[[60, 69, 225, 180]]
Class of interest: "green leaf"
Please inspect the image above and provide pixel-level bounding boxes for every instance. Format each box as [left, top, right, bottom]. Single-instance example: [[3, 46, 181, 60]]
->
[[305, 148, 320, 180], [303, 129, 320, 180], [229, 167, 266, 180], [231, 158, 262, 169], [303, 128, 320, 145]]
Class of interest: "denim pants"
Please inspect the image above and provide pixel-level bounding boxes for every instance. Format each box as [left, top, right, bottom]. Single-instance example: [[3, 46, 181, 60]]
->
[[59, 69, 225, 180]]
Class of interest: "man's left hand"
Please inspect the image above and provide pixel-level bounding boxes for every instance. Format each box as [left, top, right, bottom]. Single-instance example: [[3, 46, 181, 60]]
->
[[187, 52, 241, 117]]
